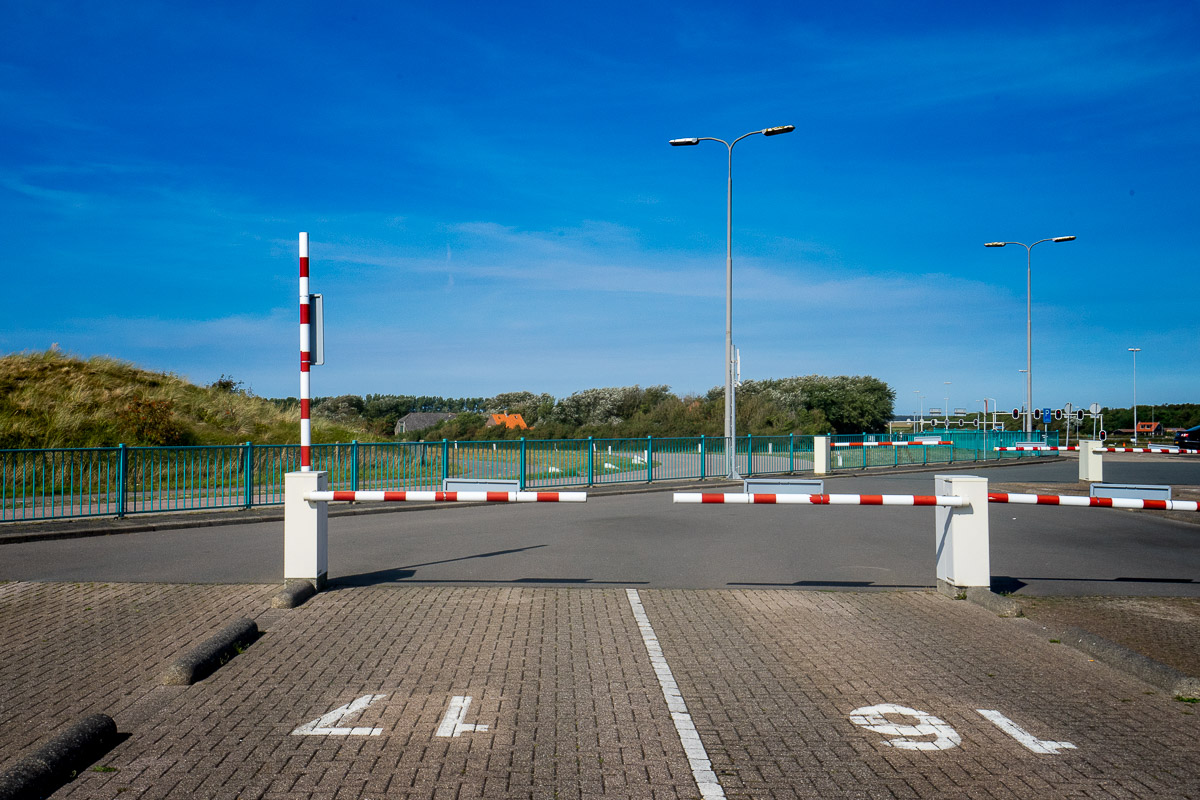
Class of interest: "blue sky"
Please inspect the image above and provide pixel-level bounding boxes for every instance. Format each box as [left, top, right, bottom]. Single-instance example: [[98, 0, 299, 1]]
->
[[3, 0, 1197, 417]]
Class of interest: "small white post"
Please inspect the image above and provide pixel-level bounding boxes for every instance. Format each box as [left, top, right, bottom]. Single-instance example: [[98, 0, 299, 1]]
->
[[285, 470, 328, 591], [1078, 439, 1103, 482], [935, 474, 990, 589], [813, 436, 830, 475]]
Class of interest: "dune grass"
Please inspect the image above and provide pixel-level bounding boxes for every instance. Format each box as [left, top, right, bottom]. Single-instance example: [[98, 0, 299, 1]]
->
[[0, 349, 371, 449]]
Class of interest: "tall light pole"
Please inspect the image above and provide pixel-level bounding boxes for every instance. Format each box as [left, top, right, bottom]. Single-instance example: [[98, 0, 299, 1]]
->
[[1129, 347, 1141, 444], [981, 397, 996, 430], [671, 124, 795, 478], [944, 381, 951, 425], [985, 236, 1075, 435]]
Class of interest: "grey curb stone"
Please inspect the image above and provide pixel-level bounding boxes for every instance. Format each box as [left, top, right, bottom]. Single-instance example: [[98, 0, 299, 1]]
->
[[0, 713, 117, 800], [1054, 624, 1200, 699], [272, 581, 317, 609], [935, 580, 1023, 617], [160, 617, 259, 686]]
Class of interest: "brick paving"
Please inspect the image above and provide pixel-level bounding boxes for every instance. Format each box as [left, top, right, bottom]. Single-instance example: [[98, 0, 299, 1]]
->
[[643, 590, 1200, 798], [0, 581, 278, 772], [6, 585, 1188, 799]]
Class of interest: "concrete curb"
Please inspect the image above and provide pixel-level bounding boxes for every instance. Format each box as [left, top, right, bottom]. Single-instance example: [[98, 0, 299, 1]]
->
[[1053, 624, 1200, 699], [0, 713, 117, 800], [160, 617, 259, 686], [935, 580, 1023, 617], [272, 581, 316, 609]]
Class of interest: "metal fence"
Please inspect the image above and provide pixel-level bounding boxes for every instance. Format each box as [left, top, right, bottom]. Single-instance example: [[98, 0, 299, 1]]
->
[[0, 429, 1056, 522]]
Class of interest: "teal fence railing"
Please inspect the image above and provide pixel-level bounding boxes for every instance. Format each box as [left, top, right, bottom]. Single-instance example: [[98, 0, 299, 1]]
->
[[0, 430, 1056, 522]]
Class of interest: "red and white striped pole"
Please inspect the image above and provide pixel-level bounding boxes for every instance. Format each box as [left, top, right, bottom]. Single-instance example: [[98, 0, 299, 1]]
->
[[305, 490, 588, 504], [299, 232, 312, 471]]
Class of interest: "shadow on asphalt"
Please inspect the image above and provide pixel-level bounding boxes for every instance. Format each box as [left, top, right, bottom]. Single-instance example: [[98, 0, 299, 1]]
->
[[992, 575, 1195, 594], [727, 580, 930, 589]]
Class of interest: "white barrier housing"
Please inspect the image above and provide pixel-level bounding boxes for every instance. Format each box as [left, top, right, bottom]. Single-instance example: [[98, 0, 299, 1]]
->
[[1079, 439, 1102, 482], [934, 475, 990, 589], [285, 471, 328, 591]]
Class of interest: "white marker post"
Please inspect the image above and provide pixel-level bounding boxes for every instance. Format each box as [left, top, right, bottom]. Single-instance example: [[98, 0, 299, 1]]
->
[[934, 474, 990, 590], [813, 435, 830, 475]]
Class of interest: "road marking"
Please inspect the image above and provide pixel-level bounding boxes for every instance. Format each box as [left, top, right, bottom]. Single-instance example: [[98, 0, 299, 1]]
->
[[435, 695, 489, 737], [848, 704, 962, 751], [976, 709, 1077, 754], [626, 588, 725, 800], [292, 694, 386, 736]]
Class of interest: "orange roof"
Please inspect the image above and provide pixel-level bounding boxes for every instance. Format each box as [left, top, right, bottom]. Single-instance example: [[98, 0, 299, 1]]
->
[[487, 413, 528, 429]]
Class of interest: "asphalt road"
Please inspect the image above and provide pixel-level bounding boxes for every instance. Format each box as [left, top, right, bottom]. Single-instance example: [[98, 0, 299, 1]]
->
[[2, 458, 1196, 596]]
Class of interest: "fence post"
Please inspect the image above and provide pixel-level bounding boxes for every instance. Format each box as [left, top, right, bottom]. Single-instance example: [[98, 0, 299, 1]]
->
[[351, 440, 359, 491], [587, 437, 594, 487], [646, 436, 653, 483], [700, 435, 707, 480], [519, 437, 526, 491], [116, 443, 128, 519], [788, 433, 794, 474], [243, 441, 254, 509], [746, 434, 754, 476], [441, 439, 449, 485]]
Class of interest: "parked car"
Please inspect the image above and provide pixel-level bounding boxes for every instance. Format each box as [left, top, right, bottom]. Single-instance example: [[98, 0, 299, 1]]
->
[[1175, 425, 1200, 450]]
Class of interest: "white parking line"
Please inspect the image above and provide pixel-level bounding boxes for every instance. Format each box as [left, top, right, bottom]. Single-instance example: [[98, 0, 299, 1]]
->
[[626, 588, 725, 800]]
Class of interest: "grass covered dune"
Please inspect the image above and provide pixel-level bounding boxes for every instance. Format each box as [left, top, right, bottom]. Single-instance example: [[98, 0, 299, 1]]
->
[[0, 349, 366, 449]]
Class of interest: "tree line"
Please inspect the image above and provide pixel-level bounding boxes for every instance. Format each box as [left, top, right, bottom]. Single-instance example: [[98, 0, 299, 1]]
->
[[278, 375, 898, 441]]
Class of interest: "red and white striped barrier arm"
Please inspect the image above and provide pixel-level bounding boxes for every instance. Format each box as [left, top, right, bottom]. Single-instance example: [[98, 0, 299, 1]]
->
[[299, 232, 312, 472], [988, 493, 1199, 512], [1099, 447, 1189, 454], [993, 446, 1079, 452], [673, 493, 967, 507], [832, 441, 951, 447], [305, 490, 587, 503]]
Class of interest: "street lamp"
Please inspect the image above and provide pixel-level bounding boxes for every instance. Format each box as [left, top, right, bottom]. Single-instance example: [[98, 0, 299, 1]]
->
[[671, 124, 794, 478], [981, 397, 997, 430], [985, 235, 1076, 435], [944, 381, 951, 426], [1129, 347, 1141, 444]]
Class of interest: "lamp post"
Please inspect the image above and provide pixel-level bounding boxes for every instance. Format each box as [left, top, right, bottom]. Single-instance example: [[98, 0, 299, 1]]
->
[[985, 236, 1075, 435], [671, 124, 794, 478], [944, 381, 951, 426], [1129, 347, 1141, 444], [981, 397, 996, 428]]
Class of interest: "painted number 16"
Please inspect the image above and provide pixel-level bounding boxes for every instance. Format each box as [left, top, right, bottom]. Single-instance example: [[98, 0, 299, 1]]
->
[[849, 704, 1077, 755]]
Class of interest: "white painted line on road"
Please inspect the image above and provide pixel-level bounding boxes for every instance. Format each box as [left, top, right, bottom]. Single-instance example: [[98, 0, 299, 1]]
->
[[292, 694, 386, 736], [435, 696, 489, 737], [626, 589, 725, 800], [976, 709, 1077, 754]]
